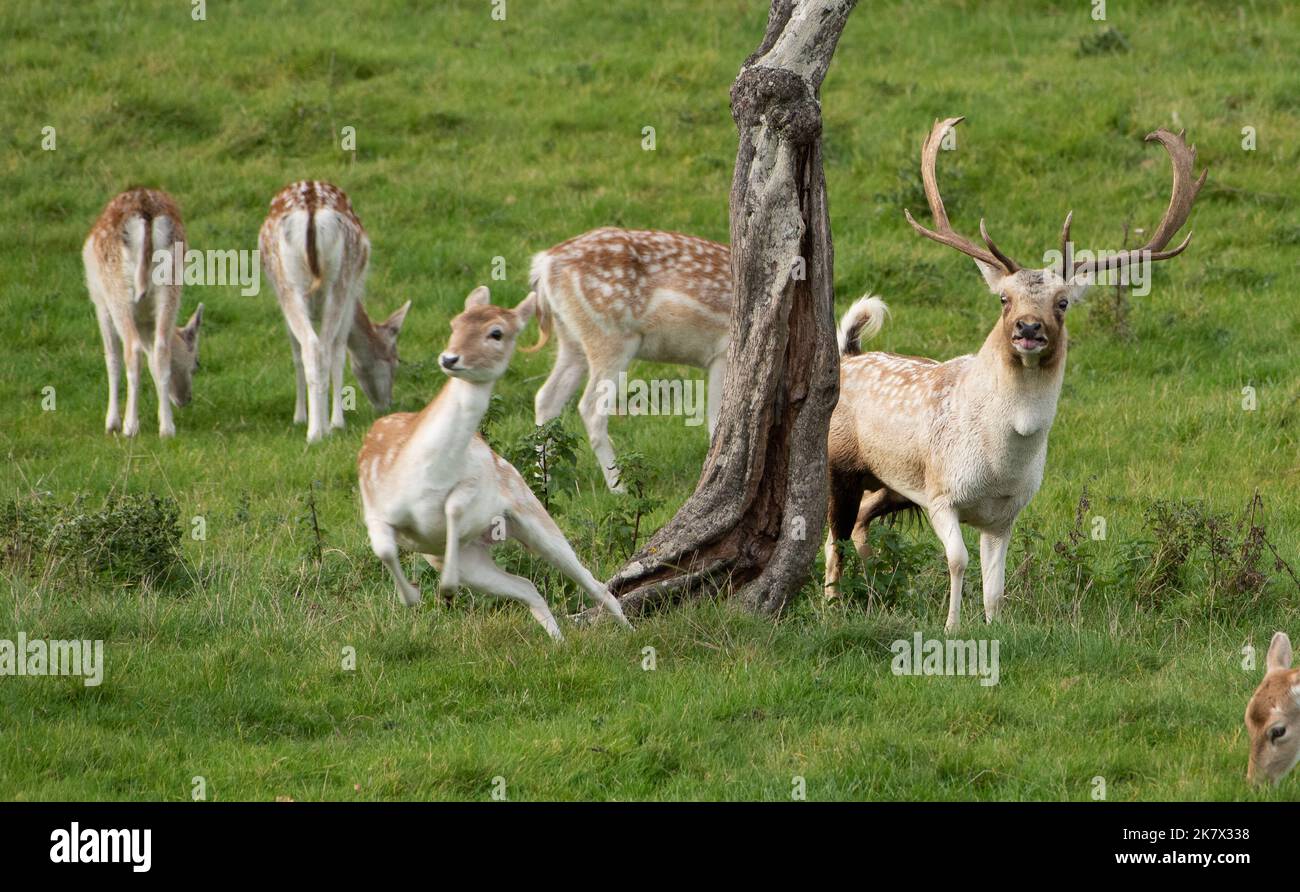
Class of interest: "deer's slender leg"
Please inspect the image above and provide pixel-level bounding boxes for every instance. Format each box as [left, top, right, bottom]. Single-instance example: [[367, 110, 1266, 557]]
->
[[457, 543, 563, 641], [440, 485, 476, 593], [367, 517, 421, 607], [122, 332, 142, 438], [319, 285, 353, 432], [705, 353, 727, 436], [851, 488, 892, 567], [577, 340, 639, 493], [150, 292, 175, 438], [329, 323, 348, 430], [94, 301, 123, 434], [507, 500, 631, 628], [287, 326, 308, 425], [280, 292, 327, 442], [928, 505, 967, 633], [979, 526, 1012, 623], [534, 332, 585, 425], [823, 471, 863, 598], [423, 554, 454, 606]]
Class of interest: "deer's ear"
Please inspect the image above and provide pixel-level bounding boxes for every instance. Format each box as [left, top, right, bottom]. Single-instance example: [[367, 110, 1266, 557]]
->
[[1065, 273, 1095, 304], [464, 286, 491, 309], [180, 303, 204, 348], [382, 300, 411, 335], [513, 291, 537, 324], [974, 260, 1008, 294], [1267, 632, 1293, 673]]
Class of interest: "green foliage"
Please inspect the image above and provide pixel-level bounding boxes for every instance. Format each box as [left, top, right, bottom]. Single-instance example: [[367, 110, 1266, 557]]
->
[[600, 452, 662, 559], [833, 520, 938, 609], [1077, 26, 1131, 57], [0, 493, 185, 588], [1122, 493, 1295, 616], [505, 417, 582, 514]]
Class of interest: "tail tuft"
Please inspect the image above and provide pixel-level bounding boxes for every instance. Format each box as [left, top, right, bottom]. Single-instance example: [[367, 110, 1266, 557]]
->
[[837, 295, 889, 355], [519, 252, 552, 353], [305, 207, 322, 294], [133, 213, 154, 302]]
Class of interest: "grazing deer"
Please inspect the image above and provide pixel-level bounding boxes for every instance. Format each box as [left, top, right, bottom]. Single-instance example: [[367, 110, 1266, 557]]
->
[[525, 228, 731, 491], [259, 181, 411, 443], [83, 188, 204, 438], [358, 286, 632, 641], [1246, 632, 1300, 785], [825, 117, 1206, 632]]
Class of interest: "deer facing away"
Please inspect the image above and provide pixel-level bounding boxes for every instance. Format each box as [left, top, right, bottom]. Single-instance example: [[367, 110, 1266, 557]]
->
[[83, 188, 204, 438], [1246, 632, 1300, 785], [825, 117, 1206, 632], [259, 181, 410, 443], [357, 286, 632, 641], [525, 228, 731, 491]]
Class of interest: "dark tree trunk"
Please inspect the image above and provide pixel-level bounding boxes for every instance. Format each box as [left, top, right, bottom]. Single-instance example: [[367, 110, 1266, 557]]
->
[[606, 0, 855, 617]]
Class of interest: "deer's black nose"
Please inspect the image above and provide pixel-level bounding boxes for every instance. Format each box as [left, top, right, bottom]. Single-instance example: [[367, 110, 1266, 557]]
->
[[1014, 319, 1043, 338], [440, 353, 460, 369]]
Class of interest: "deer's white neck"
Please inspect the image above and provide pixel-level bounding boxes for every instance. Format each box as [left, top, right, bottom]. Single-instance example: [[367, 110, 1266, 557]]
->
[[970, 329, 1067, 441], [407, 376, 494, 469]]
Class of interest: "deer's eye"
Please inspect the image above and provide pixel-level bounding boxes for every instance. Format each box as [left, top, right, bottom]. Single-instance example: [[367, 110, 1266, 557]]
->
[[1270, 725, 1287, 742], [1057, 299, 1069, 311], [999, 296, 1009, 307], [488, 328, 503, 341]]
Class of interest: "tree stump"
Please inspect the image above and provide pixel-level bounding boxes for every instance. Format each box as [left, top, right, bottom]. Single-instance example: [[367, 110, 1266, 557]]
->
[[606, 0, 856, 616]]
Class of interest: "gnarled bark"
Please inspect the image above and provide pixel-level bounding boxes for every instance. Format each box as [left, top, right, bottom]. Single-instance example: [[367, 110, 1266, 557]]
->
[[607, 0, 855, 616]]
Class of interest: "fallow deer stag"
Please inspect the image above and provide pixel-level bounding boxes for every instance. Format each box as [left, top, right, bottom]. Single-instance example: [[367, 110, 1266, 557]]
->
[[260, 181, 411, 443], [825, 116, 1206, 632], [1245, 632, 1300, 785], [358, 286, 632, 641], [83, 188, 204, 438], [525, 228, 731, 491]]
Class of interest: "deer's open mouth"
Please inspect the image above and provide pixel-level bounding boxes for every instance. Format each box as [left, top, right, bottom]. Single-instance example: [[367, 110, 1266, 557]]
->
[[1012, 335, 1047, 354]]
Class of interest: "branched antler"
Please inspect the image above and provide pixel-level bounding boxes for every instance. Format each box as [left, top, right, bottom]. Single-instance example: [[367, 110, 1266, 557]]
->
[[1070, 128, 1208, 280], [905, 119, 1208, 282], [903, 116, 1021, 274]]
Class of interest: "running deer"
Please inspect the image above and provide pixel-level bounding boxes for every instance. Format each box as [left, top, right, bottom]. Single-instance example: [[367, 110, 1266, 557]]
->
[[259, 181, 411, 443], [358, 286, 632, 641], [524, 228, 731, 491], [825, 117, 1206, 631], [1246, 632, 1300, 785], [83, 188, 204, 438]]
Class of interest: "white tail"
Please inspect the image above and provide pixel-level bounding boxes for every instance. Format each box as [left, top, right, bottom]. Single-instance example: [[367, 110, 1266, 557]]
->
[[825, 117, 1206, 633], [83, 188, 203, 438], [259, 181, 410, 442], [357, 286, 632, 641], [836, 295, 889, 355], [527, 227, 732, 492]]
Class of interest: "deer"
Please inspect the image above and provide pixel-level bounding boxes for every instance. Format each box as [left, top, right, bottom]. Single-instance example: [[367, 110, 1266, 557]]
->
[[357, 285, 633, 641], [259, 181, 411, 443], [83, 188, 204, 438], [1246, 632, 1300, 785], [524, 228, 732, 491], [824, 116, 1206, 632]]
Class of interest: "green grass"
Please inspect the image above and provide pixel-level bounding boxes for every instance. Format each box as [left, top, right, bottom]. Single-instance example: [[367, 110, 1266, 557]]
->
[[1, 0, 1298, 800]]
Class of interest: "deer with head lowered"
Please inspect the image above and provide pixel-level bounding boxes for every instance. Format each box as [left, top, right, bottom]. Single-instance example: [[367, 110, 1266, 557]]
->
[[259, 181, 411, 443], [83, 188, 204, 438], [358, 286, 632, 641], [825, 117, 1206, 632], [525, 228, 732, 491], [1245, 632, 1300, 786]]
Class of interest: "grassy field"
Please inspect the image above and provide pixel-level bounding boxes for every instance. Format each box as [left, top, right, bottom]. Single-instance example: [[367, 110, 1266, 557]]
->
[[1, 0, 1298, 800]]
